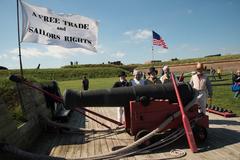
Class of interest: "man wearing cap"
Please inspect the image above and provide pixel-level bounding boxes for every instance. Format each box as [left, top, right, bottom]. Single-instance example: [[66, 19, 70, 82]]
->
[[145, 67, 161, 85], [130, 69, 145, 86], [190, 62, 212, 114], [113, 71, 131, 124]]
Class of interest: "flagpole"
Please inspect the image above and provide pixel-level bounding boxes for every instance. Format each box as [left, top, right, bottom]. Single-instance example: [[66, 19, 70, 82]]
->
[[16, 0, 23, 77], [152, 45, 154, 65]]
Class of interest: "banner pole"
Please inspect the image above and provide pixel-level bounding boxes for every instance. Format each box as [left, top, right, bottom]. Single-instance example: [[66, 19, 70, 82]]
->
[[152, 45, 154, 65], [16, 0, 23, 77]]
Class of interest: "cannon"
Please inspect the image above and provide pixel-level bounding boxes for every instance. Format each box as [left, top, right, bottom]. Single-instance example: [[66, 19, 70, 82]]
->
[[63, 82, 208, 145], [63, 82, 194, 109]]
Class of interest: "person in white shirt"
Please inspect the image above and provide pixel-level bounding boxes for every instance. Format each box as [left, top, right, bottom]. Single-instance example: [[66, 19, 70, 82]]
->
[[130, 69, 145, 86], [190, 62, 212, 114], [160, 65, 171, 84], [112, 71, 130, 124]]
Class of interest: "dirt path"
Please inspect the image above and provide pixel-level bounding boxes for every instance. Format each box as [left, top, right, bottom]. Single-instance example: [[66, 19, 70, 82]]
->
[[141, 59, 240, 74]]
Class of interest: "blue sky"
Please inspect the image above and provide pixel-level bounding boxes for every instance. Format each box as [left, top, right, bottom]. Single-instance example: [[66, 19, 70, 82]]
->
[[0, 0, 240, 69]]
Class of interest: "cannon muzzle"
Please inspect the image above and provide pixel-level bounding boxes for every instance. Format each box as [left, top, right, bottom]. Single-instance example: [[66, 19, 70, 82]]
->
[[63, 83, 194, 109]]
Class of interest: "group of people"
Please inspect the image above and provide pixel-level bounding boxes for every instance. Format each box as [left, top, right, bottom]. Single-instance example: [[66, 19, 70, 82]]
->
[[210, 67, 222, 80], [113, 62, 213, 124], [113, 65, 174, 88], [80, 62, 238, 124], [112, 65, 175, 123]]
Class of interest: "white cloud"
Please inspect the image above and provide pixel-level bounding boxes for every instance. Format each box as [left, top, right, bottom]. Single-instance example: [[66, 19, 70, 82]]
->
[[3, 45, 100, 60], [45, 46, 96, 58], [124, 29, 152, 41], [0, 44, 106, 69], [10, 48, 45, 58], [111, 51, 126, 58]]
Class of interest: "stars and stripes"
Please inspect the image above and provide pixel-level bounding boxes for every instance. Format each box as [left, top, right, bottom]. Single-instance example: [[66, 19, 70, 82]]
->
[[152, 30, 168, 49]]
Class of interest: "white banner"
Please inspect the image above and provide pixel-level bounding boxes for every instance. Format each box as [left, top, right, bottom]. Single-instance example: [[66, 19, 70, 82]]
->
[[20, 1, 98, 52]]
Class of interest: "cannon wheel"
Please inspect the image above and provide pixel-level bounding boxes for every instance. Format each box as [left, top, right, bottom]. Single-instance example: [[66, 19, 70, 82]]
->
[[134, 130, 152, 148], [193, 125, 207, 143]]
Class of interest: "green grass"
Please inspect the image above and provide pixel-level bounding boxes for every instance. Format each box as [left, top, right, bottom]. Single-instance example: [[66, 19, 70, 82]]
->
[[212, 85, 240, 115], [58, 77, 120, 92]]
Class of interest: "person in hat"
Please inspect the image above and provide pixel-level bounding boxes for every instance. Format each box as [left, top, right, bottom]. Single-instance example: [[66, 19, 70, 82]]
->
[[232, 70, 240, 98], [145, 67, 161, 85], [160, 65, 171, 84], [130, 69, 146, 86], [190, 62, 212, 114], [113, 71, 131, 124], [113, 71, 131, 88]]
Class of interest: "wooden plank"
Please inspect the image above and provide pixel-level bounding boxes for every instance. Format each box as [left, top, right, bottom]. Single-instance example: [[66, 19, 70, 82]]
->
[[80, 109, 91, 158], [28, 107, 240, 160], [93, 107, 114, 158], [75, 113, 85, 159], [70, 112, 85, 159], [206, 134, 240, 159], [225, 143, 240, 153], [93, 109, 103, 157], [65, 136, 77, 159], [86, 108, 96, 157], [50, 134, 66, 158], [102, 107, 137, 160], [59, 135, 71, 158]]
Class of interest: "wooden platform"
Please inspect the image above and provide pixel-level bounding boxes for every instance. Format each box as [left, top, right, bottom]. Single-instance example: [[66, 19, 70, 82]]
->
[[31, 107, 240, 160]]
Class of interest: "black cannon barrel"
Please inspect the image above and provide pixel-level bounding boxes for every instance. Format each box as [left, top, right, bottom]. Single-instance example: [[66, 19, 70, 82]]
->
[[63, 83, 194, 109]]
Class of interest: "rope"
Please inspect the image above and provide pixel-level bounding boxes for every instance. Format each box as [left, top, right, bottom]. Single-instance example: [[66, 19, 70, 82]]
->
[[40, 115, 125, 134], [170, 149, 186, 158], [107, 128, 185, 160]]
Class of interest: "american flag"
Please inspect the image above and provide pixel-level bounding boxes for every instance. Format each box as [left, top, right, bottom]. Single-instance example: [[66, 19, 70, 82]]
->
[[152, 31, 168, 49]]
